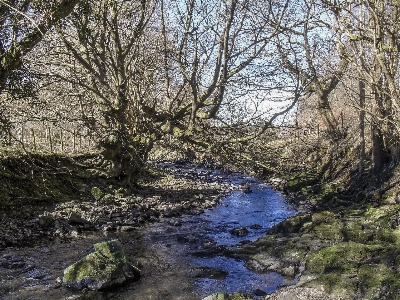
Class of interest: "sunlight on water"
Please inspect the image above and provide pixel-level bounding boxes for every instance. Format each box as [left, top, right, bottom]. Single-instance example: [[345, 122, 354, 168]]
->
[[149, 164, 297, 298]]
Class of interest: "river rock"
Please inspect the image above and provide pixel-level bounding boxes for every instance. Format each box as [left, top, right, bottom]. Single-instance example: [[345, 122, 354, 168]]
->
[[239, 185, 252, 193], [264, 286, 345, 300], [194, 267, 228, 279], [63, 239, 139, 290], [68, 212, 88, 225], [38, 215, 54, 228], [202, 292, 254, 300], [229, 227, 249, 236]]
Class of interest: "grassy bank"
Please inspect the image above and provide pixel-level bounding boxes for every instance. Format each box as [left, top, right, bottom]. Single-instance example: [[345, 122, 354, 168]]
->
[[241, 149, 400, 299], [0, 151, 92, 213]]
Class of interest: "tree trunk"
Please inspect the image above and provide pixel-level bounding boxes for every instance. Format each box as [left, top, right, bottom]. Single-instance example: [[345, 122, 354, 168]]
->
[[317, 94, 342, 140], [371, 82, 388, 173], [371, 119, 386, 173], [359, 80, 366, 174], [99, 125, 154, 188]]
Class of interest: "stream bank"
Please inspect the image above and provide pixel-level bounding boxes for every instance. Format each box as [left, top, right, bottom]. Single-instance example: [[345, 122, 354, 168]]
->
[[3, 159, 387, 300], [249, 166, 400, 300], [1, 162, 300, 299]]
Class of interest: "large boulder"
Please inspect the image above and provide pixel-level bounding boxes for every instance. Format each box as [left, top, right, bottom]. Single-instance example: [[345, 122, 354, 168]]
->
[[63, 239, 139, 290]]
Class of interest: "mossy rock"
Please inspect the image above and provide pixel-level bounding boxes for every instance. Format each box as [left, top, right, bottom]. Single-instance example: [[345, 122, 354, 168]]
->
[[91, 187, 104, 201], [100, 194, 115, 203], [342, 219, 367, 243], [269, 213, 312, 234], [303, 242, 400, 298], [312, 219, 343, 241], [285, 174, 315, 192], [357, 264, 400, 299], [382, 189, 398, 204], [202, 293, 228, 300], [306, 242, 383, 274], [63, 239, 138, 290], [228, 292, 253, 300], [302, 272, 358, 299]]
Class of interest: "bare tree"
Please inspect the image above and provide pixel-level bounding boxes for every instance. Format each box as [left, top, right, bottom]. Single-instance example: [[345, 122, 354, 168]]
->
[[0, 0, 80, 93], [159, 0, 301, 151], [327, 0, 400, 172], [276, 0, 349, 140], [27, 0, 301, 185]]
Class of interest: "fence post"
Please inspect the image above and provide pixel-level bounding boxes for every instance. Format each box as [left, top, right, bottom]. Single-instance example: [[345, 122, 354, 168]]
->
[[47, 127, 53, 153], [73, 129, 76, 152], [60, 129, 64, 153], [20, 126, 24, 147], [31, 129, 37, 152]]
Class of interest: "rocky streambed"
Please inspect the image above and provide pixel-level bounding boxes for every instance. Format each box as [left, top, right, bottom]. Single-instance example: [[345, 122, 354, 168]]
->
[[0, 162, 322, 300]]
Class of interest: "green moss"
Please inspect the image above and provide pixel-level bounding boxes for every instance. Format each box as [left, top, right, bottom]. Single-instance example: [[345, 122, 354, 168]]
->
[[342, 220, 367, 243], [100, 194, 115, 203], [312, 222, 343, 241], [202, 293, 228, 300], [285, 174, 315, 192], [306, 242, 383, 274], [94, 240, 127, 262], [357, 264, 400, 299], [311, 211, 336, 223], [91, 187, 104, 201], [63, 252, 98, 282], [303, 273, 358, 299], [63, 240, 131, 289], [269, 213, 312, 234], [382, 189, 398, 204]]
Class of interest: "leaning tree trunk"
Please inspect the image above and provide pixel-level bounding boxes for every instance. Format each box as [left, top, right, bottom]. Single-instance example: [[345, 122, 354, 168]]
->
[[371, 118, 386, 174], [317, 94, 342, 140]]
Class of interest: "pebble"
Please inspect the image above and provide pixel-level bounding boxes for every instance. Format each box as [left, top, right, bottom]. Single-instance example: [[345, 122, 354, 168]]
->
[[0, 164, 230, 252]]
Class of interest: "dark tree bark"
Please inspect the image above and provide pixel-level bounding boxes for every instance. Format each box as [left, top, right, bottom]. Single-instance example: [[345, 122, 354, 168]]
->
[[371, 85, 388, 174]]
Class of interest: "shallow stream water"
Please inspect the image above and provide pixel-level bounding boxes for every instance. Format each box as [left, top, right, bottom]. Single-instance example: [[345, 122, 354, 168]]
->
[[148, 163, 297, 298], [0, 163, 296, 300]]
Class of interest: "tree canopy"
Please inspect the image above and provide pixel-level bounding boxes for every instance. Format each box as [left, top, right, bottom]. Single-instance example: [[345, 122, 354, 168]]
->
[[1, 0, 400, 183]]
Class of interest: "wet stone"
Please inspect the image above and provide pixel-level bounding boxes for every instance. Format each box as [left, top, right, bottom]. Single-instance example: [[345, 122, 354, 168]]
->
[[229, 227, 249, 236], [253, 289, 267, 296], [176, 235, 196, 243], [38, 215, 54, 228], [249, 224, 262, 229], [68, 212, 88, 225], [194, 267, 228, 280]]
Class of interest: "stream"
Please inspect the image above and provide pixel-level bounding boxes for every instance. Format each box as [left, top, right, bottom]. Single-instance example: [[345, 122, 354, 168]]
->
[[0, 163, 297, 300], [148, 163, 297, 299]]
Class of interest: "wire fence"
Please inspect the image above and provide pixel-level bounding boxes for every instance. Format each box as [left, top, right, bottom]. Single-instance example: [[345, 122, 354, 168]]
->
[[2, 122, 96, 154]]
